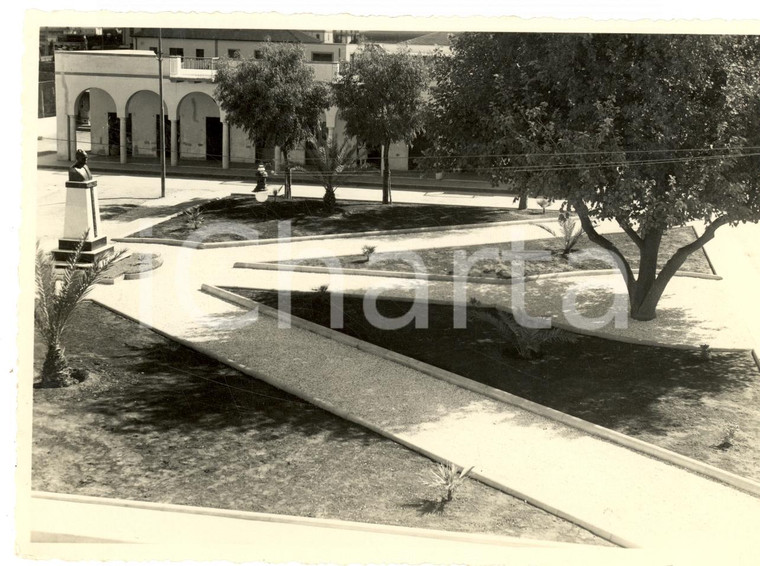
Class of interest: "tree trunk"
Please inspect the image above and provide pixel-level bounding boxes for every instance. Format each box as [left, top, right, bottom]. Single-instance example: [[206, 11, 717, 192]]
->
[[382, 142, 392, 204], [40, 340, 76, 388], [283, 150, 292, 200], [518, 190, 528, 210], [628, 231, 663, 321], [323, 187, 336, 212]]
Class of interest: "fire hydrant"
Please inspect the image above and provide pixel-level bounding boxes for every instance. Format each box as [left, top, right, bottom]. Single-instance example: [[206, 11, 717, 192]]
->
[[253, 163, 268, 192]]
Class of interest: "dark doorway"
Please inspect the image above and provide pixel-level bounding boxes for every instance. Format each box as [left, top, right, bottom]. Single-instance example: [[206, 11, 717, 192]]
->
[[408, 133, 431, 170], [155, 115, 173, 159], [365, 144, 382, 169], [206, 116, 223, 161], [108, 112, 132, 157]]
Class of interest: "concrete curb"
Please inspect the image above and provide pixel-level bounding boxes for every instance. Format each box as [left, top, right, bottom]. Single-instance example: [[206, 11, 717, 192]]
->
[[114, 215, 556, 249], [89, 293, 630, 548], [691, 224, 720, 277], [233, 261, 722, 285], [30, 491, 586, 549], [201, 284, 760, 502]]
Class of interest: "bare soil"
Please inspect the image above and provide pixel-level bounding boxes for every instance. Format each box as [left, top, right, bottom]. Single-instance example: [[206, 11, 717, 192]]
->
[[284, 226, 713, 278], [129, 197, 534, 242]]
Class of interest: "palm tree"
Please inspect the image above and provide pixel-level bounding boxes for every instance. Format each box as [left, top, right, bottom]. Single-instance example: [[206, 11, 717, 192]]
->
[[35, 235, 125, 387], [302, 132, 360, 212]]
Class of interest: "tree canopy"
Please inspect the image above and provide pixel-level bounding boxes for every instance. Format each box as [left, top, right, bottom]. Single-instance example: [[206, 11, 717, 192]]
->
[[428, 33, 760, 320], [333, 44, 429, 203], [215, 42, 332, 198]]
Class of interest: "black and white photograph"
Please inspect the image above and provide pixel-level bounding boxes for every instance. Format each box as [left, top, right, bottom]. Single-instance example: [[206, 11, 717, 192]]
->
[[9, 3, 760, 565]]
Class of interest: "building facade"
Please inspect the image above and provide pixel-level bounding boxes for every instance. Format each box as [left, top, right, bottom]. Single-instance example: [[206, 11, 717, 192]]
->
[[54, 28, 450, 172]]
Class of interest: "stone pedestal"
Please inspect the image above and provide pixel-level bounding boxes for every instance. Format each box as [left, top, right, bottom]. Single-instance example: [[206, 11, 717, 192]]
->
[[52, 179, 114, 264]]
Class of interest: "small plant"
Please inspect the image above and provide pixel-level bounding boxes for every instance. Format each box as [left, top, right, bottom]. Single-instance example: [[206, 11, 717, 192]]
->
[[716, 422, 740, 451], [361, 245, 377, 262], [536, 197, 550, 214], [537, 212, 584, 256], [699, 344, 712, 361], [425, 461, 474, 503], [182, 206, 205, 229], [469, 299, 576, 360]]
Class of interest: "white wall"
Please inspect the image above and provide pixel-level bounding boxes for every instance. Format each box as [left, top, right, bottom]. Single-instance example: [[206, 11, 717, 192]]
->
[[128, 91, 162, 157], [177, 93, 219, 160], [88, 89, 116, 156]]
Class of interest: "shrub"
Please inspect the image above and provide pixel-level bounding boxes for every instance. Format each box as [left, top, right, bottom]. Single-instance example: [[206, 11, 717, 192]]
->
[[361, 245, 377, 262], [35, 234, 125, 387], [425, 461, 474, 503], [537, 212, 584, 256], [469, 299, 576, 360], [182, 206, 205, 229]]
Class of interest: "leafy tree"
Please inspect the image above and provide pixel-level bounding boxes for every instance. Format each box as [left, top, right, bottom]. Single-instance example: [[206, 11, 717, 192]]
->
[[430, 33, 760, 320], [333, 44, 428, 204], [215, 42, 332, 199], [35, 236, 125, 387]]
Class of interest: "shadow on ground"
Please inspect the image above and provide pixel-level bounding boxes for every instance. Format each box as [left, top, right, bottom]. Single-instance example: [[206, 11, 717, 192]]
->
[[99, 199, 206, 222]]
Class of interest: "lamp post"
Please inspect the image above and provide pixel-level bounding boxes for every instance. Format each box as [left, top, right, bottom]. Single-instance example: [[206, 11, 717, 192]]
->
[[157, 28, 167, 198]]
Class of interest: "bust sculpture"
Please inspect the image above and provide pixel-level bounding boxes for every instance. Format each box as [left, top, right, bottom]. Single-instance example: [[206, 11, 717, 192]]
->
[[68, 149, 93, 182]]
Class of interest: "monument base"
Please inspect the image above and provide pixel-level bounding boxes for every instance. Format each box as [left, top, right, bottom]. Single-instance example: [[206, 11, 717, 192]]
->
[[52, 236, 114, 266]]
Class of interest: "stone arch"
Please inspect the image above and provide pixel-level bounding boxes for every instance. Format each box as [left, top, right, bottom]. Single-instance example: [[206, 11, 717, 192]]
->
[[72, 87, 118, 157], [176, 91, 222, 161], [125, 90, 169, 159]]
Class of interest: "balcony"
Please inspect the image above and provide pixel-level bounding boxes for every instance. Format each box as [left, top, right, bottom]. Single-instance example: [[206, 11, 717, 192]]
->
[[168, 56, 219, 81], [168, 56, 340, 83]]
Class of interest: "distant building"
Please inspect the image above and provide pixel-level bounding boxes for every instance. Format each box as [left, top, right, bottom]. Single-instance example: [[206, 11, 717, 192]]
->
[[54, 28, 451, 171]]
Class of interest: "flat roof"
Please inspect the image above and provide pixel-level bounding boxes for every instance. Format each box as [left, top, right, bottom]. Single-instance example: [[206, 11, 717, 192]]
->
[[131, 28, 324, 44]]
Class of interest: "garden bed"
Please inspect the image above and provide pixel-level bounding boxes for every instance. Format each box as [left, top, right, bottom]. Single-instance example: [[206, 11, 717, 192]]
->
[[226, 288, 760, 483], [127, 197, 532, 243], [31, 302, 607, 546], [279, 226, 713, 279]]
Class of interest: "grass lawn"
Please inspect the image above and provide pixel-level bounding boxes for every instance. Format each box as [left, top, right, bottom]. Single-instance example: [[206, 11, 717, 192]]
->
[[283, 226, 713, 278], [227, 289, 760, 483], [31, 302, 607, 546], [128, 197, 534, 243]]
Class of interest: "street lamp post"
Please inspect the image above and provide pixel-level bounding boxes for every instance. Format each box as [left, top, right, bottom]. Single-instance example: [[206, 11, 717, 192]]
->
[[157, 28, 167, 198]]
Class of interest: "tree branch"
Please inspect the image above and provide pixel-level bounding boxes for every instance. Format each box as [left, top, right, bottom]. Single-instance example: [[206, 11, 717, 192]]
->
[[655, 215, 732, 285], [615, 216, 644, 249], [573, 199, 637, 288]]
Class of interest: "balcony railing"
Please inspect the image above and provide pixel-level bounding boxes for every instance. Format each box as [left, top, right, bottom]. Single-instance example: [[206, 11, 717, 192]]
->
[[168, 56, 219, 81], [168, 56, 339, 83]]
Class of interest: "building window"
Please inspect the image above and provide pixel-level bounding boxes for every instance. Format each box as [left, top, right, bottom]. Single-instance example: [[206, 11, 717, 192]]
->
[[311, 52, 334, 63], [169, 47, 184, 57], [196, 48, 204, 58], [149, 46, 157, 54], [228, 49, 241, 58]]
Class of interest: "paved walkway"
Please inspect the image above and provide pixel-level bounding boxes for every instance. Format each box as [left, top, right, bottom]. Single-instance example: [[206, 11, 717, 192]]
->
[[28, 492, 600, 564]]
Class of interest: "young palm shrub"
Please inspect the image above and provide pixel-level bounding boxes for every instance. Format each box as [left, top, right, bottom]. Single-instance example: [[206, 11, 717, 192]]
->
[[35, 236, 125, 387], [301, 132, 361, 212], [425, 462, 474, 503], [469, 299, 576, 360], [537, 212, 585, 256]]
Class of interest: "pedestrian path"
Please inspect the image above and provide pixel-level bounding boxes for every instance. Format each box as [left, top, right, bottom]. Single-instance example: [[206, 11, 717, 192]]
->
[[28, 491, 600, 564], [88, 241, 760, 553]]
